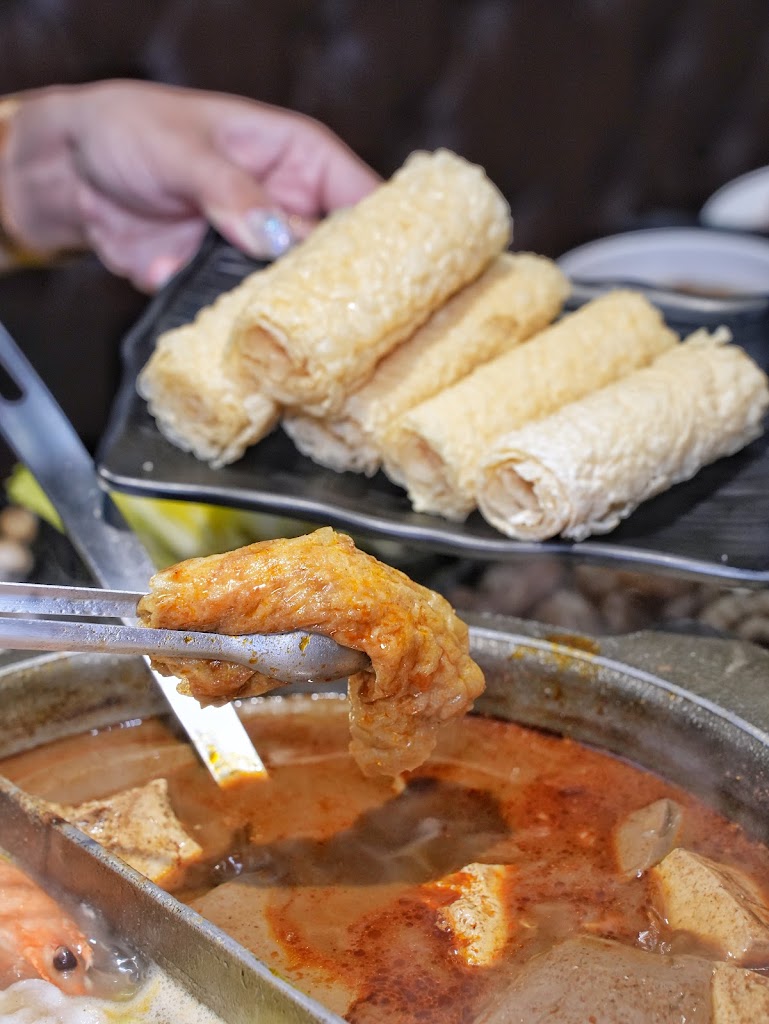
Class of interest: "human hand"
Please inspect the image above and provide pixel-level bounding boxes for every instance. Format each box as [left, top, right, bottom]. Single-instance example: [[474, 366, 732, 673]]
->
[[0, 80, 380, 291]]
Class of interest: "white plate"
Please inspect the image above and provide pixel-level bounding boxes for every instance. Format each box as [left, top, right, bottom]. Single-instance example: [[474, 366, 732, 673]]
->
[[701, 166, 769, 232], [557, 227, 769, 296]]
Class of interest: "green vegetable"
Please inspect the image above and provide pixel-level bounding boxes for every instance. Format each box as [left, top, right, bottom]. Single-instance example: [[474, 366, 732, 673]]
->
[[6, 465, 309, 568]]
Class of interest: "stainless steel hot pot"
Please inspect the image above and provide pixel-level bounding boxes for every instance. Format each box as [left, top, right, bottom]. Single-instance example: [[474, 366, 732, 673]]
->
[[1, 617, 768, 1023]]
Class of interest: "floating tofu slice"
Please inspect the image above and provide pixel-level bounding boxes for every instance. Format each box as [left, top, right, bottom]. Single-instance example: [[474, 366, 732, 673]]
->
[[712, 963, 769, 1023], [51, 778, 202, 888], [613, 798, 683, 878], [422, 862, 511, 966], [651, 848, 769, 965]]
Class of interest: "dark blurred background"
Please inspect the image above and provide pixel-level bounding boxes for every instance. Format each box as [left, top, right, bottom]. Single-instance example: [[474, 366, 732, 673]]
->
[[1, 0, 769, 455]]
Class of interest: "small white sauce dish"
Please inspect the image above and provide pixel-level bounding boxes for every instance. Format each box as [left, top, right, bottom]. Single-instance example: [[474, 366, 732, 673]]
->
[[557, 227, 769, 318], [701, 166, 769, 233]]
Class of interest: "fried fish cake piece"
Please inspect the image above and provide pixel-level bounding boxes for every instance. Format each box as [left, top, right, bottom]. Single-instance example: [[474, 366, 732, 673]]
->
[[52, 778, 202, 889], [137, 527, 485, 777], [422, 863, 512, 966], [651, 847, 769, 966]]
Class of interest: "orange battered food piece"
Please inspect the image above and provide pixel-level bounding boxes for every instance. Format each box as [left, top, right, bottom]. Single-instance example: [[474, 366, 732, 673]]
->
[[137, 527, 485, 777]]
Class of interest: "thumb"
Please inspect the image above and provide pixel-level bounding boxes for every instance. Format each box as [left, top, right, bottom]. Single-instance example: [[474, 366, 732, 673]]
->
[[184, 150, 310, 259]]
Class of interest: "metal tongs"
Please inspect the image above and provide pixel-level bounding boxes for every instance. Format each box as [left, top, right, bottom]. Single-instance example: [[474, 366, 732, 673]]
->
[[0, 580, 369, 681], [0, 324, 366, 786]]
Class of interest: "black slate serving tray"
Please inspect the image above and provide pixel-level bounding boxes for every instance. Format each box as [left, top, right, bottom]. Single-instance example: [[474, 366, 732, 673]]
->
[[97, 231, 769, 585]]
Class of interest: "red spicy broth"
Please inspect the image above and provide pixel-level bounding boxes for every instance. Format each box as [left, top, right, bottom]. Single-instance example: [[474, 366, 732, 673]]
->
[[2, 694, 769, 1022]]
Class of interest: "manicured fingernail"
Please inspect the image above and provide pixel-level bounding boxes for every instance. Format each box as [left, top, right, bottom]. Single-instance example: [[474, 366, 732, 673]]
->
[[243, 209, 296, 259]]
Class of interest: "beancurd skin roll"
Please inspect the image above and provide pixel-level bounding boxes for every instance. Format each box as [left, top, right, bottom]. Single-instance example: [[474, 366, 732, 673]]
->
[[282, 410, 373, 475], [477, 329, 769, 541], [227, 149, 512, 416], [283, 253, 569, 475], [383, 290, 678, 520], [137, 274, 279, 467]]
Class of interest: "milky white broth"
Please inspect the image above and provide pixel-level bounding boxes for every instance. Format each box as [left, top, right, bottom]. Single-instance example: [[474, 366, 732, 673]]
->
[[0, 967, 227, 1024]]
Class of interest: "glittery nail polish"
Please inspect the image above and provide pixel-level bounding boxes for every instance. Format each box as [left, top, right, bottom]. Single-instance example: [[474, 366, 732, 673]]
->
[[244, 209, 295, 259]]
